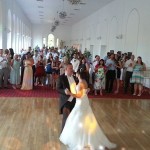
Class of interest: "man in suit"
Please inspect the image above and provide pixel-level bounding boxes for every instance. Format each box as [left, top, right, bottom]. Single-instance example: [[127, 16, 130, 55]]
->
[[57, 63, 77, 131]]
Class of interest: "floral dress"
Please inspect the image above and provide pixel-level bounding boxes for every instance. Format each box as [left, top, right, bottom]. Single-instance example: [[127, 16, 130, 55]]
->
[[94, 66, 106, 90], [130, 64, 144, 84]]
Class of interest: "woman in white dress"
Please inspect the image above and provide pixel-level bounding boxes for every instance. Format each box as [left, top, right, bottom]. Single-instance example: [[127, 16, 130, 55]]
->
[[59, 71, 117, 150]]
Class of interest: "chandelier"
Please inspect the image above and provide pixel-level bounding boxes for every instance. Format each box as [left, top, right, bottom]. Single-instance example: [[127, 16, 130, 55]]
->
[[54, 12, 60, 26], [51, 25, 56, 32], [59, 0, 67, 19], [52, 25, 56, 29], [51, 28, 54, 32], [67, 0, 81, 5], [54, 20, 60, 26], [59, 11, 67, 19]]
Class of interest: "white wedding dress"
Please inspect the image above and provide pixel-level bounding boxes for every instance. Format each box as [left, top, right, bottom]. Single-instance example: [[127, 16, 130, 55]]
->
[[59, 85, 116, 150]]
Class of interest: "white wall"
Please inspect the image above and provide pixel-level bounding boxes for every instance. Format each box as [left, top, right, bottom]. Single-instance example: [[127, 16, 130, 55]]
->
[[32, 24, 72, 49], [71, 0, 150, 66], [0, 0, 32, 52], [0, 0, 2, 48]]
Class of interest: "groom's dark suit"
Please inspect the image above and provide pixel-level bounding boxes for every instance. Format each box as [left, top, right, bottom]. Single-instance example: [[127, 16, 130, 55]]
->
[[57, 73, 77, 130]]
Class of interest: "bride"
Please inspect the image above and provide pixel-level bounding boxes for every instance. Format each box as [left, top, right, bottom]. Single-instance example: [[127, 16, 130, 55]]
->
[[59, 70, 117, 150]]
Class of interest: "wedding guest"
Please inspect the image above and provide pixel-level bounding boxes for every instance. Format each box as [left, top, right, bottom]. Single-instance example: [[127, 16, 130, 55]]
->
[[0, 49, 11, 89], [35, 55, 45, 86], [78, 58, 89, 72], [33, 50, 39, 82], [78, 58, 90, 85], [10, 54, 21, 89], [20, 48, 32, 84], [52, 56, 61, 89], [21, 53, 34, 90], [124, 55, 135, 94], [59, 56, 68, 75], [121, 55, 129, 86], [105, 53, 116, 93], [104, 52, 110, 63], [131, 56, 146, 96], [94, 59, 106, 95], [92, 55, 100, 89], [70, 53, 80, 73], [93, 55, 100, 69], [45, 55, 53, 86], [114, 54, 122, 94], [9, 48, 14, 60]]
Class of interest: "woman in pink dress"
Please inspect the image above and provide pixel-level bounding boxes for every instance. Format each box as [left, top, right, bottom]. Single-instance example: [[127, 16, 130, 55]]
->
[[35, 55, 45, 86]]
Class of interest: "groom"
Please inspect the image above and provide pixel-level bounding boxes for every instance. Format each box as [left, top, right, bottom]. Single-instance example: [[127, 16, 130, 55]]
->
[[57, 63, 77, 131]]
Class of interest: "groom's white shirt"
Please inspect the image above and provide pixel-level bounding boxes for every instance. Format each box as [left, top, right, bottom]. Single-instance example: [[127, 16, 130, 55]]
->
[[65, 73, 76, 102]]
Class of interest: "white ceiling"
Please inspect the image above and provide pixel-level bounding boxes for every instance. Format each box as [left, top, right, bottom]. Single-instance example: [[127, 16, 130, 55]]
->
[[16, 0, 114, 26]]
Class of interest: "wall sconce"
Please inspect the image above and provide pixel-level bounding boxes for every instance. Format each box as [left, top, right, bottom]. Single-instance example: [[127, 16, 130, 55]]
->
[[116, 34, 123, 39], [97, 36, 101, 40]]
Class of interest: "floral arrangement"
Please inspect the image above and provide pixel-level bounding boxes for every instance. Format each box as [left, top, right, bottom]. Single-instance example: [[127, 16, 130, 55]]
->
[[64, 47, 92, 62], [83, 48, 92, 61], [64, 47, 78, 61]]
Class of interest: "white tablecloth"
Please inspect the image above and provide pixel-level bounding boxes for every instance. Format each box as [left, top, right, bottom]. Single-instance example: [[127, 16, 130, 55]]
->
[[143, 77, 150, 88]]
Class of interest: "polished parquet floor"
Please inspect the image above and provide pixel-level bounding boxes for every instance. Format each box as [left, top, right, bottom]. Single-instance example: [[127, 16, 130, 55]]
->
[[0, 98, 150, 150]]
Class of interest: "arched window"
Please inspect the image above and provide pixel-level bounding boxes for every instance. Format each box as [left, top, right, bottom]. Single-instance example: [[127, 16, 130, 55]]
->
[[18, 20, 22, 51], [48, 34, 54, 48], [12, 14, 16, 51], [26, 27, 31, 48], [28, 30, 31, 47], [43, 37, 46, 47], [16, 17, 19, 53], [7, 9, 12, 49], [21, 22, 24, 50], [24, 25, 27, 50], [0, 0, 2, 48], [56, 38, 59, 47], [22, 23, 25, 49]]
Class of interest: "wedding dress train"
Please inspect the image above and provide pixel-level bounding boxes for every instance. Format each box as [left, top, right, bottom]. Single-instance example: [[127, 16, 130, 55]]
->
[[59, 88, 116, 150]]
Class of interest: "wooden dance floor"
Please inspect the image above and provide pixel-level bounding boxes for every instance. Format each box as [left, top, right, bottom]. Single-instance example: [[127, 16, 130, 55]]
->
[[0, 97, 150, 150]]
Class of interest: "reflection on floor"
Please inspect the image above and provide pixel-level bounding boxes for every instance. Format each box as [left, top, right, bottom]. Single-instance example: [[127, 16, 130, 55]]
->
[[0, 98, 150, 150]]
